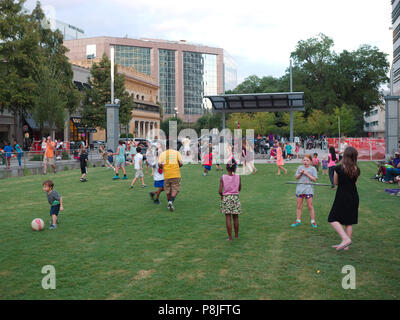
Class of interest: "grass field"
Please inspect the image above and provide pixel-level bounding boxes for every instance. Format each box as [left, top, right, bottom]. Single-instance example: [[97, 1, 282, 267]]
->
[[0, 162, 399, 300]]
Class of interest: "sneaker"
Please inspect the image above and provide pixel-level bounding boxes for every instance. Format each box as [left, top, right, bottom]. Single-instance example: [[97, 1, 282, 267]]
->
[[311, 222, 318, 229], [129, 185, 134, 189], [154, 199, 160, 205], [149, 192, 155, 200], [142, 185, 148, 188], [168, 201, 174, 212], [291, 221, 302, 227], [122, 176, 128, 180], [49, 224, 57, 230], [112, 175, 120, 180]]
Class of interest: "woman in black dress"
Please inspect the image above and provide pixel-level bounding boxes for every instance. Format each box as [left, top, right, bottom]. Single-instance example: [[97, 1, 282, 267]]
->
[[328, 146, 360, 251]]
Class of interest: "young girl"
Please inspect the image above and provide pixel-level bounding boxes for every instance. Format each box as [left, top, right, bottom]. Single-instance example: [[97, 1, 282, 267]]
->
[[328, 146, 338, 189], [321, 155, 328, 176], [295, 142, 300, 159], [312, 153, 320, 172], [219, 159, 242, 242], [99, 145, 114, 170], [110, 140, 128, 180], [276, 142, 288, 175], [328, 146, 360, 251], [291, 154, 318, 228]]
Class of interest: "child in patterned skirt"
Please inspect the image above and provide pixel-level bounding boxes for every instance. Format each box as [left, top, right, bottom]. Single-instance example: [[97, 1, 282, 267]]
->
[[219, 159, 242, 242]]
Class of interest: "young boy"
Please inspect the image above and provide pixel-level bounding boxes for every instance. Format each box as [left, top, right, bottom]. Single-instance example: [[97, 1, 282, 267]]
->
[[43, 180, 63, 230], [80, 148, 88, 182], [149, 155, 164, 204], [312, 153, 320, 172], [203, 148, 213, 176], [129, 147, 147, 189], [285, 142, 293, 160]]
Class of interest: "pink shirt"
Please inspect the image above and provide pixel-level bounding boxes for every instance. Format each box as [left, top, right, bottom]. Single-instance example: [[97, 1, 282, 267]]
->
[[328, 153, 336, 167], [221, 174, 240, 196]]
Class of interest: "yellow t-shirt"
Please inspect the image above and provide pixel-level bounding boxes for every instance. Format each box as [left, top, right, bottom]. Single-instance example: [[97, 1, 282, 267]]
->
[[158, 149, 182, 180]]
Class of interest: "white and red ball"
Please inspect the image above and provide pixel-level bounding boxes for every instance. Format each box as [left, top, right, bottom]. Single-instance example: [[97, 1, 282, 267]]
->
[[31, 218, 44, 231]]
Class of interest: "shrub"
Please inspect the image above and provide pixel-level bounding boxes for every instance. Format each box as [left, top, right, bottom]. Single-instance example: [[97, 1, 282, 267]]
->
[[61, 151, 70, 160], [120, 133, 127, 138], [64, 165, 69, 171], [30, 154, 43, 161], [127, 133, 133, 138], [23, 168, 31, 176]]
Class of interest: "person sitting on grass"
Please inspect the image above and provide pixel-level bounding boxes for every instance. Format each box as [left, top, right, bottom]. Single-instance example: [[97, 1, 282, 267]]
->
[[43, 180, 63, 230], [219, 159, 241, 242], [383, 152, 400, 184], [79, 148, 88, 182], [129, 146, 147, 189]]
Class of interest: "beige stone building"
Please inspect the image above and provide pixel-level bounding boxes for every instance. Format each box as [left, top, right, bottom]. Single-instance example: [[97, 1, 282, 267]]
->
[[71, 59, 160, 140]]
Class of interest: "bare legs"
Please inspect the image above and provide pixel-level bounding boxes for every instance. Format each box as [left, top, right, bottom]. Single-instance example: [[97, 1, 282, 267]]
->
[[277, 165, 287, 175], [225, 214, 239, 241], [296, 197, 315, 221], [330, 222, 352, 250]]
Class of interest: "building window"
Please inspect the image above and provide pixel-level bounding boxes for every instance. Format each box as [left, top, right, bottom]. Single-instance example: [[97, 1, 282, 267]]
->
[[159, 49, 176, 114], [115, 45, 151, 75]]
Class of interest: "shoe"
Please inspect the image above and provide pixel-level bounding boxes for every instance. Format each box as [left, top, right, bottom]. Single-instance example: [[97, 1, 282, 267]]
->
[[311, 222, 318, 229], [49, 224, 57, 230], [291, 221, 302, 227], [142, 185, 147, 188], [129, 185, 134, 189], [154, 199, 160, 204], [168, 201, 174, 212], [112, 175, 120, 180], [80, 178, 84, 182], [122, 176, 128, 180], [149, 192, 155, 200]]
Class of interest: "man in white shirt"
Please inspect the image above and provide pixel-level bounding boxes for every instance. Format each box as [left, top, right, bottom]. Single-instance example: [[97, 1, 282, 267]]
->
[[339, 138, 348, 161], [129, 146, 147, 189]]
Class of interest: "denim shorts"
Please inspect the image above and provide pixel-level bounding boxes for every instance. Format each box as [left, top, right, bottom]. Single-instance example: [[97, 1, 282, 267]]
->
[[50, 204, 60, 216], [204, 165, 212, 171], [154, 180, 164, 188]]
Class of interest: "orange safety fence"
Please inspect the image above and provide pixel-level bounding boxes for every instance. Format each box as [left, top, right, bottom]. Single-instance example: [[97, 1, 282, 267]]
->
[[327, 138, 386, 160]]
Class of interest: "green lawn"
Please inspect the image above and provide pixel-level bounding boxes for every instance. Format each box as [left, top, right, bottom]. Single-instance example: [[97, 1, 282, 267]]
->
[[0, 162, 399, 300]]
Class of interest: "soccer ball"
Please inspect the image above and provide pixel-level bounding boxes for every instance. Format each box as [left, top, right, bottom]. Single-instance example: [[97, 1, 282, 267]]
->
[[31, 218, 44, 231]]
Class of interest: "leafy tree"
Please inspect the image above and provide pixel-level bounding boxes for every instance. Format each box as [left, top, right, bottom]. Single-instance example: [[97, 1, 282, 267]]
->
[[305, 109, 330, 137], [81, 54, 135, 130]]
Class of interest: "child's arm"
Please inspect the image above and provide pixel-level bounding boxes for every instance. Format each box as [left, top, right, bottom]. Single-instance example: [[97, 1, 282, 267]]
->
[[219, 178, 224, 200], [295, 169, 304, 180], [60, 197, 63, 211], [303, 170, 317, 182]]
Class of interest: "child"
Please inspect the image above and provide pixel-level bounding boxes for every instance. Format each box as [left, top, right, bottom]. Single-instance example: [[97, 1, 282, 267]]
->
[[312, 153, 320, 172], [291, 154, 318, 228], [3, 142, 12, 170], [321, 155, 328, 176], [42, 180, 63, 230], [219, 159, 242, 242], [213, 145, 223, 172], [328, 146, 338, 189], [276, 142, 288, 175], [110, 140, 128, 180], [149, 154, 164, 204], [14, 139, 23, 167], [203, 148, 213, 176], [99, 145, 114, 170], [285, 142, 293, 160], [79, 148, 88, 182], [328, 146, 360, 251], [129, 146, 147, 189], [295, 142, 300, 159]]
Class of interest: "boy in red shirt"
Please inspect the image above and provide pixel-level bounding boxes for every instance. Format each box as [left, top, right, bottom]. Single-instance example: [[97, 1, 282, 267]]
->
[[203, 148, 213, 176]]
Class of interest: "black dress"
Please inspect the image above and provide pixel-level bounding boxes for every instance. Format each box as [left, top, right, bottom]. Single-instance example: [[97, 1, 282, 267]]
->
[[328, 165, 360, 225]]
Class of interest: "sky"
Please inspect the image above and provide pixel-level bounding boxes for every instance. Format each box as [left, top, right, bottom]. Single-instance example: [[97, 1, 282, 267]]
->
[[24, 0, 394, 85]]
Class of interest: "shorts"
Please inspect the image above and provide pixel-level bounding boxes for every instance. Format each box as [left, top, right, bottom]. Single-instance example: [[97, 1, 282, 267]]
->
[[220, 194, 242, 215], [322, 165, 328, 170], [50, 204, 60, 216], [115, 160, 125, 168], [164, 178, 181, 196], [44, 157, 55, 165], [204, 165, 212, 171], [135, 169, 144, 178], [154, 180, 164, 188], [296, 194, 313, 199], [81, 166, 87, 174]]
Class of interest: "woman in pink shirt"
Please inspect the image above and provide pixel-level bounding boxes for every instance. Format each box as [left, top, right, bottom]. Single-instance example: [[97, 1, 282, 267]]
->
[[219, 159, 242, 242]]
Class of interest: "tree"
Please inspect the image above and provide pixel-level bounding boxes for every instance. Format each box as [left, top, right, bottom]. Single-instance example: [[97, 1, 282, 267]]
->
[[329, 105, 363, 137], [0, 0, 39, 117], [305, 110, 330, 137], [81, 54, 135, 130]]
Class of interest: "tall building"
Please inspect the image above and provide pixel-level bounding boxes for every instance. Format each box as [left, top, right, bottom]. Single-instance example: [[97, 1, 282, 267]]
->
[[64, 37, 237, 122]]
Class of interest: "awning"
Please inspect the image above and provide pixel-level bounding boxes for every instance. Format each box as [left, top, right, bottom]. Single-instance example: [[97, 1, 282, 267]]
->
[[205, 92, 305, 113], [71, 117, 97, 133], [24, 116, 56, 130]]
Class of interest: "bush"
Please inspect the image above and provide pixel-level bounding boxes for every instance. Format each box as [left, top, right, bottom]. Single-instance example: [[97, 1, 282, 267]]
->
[[64, 165, 69, 171], [127, 133, 133, 138], [30, 154, 43, 161], [23, 168, 31, 176], [61, 151, 70, 160], [120, 133, 127, 138]]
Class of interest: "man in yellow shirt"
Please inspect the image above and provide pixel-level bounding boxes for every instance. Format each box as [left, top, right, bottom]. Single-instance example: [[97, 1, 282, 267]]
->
[[158, 140, 183, 212]]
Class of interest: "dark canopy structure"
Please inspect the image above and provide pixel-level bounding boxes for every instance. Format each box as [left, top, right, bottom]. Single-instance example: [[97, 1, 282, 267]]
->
[[205, 92, 305, 141]]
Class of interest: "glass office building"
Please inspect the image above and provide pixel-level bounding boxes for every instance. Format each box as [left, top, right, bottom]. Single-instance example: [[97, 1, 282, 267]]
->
[[115, 45, 151, 75], [54, 20, 85, 40], [159, 49, 176, 115], [223, 51, 238, 92]]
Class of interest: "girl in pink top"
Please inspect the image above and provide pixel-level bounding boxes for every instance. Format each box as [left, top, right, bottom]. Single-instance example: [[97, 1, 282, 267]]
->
[[276, 142, 288, 175], [219, 159, 242, 242]]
